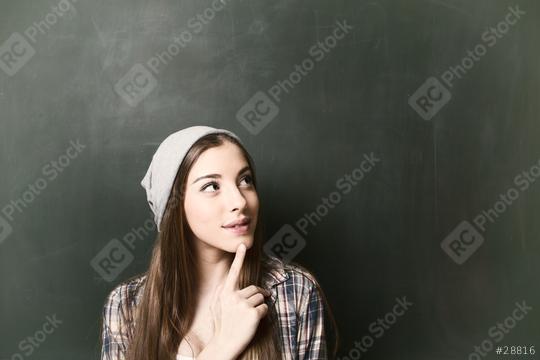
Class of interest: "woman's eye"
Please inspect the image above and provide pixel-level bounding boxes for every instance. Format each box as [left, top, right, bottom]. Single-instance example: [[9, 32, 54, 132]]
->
[[201, 182, 219, 192], [240, 175, 253, 186], [200, 175, 253, 193]]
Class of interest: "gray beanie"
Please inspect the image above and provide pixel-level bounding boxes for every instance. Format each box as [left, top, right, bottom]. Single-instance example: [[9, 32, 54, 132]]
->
[[141, 126, 242, 232]]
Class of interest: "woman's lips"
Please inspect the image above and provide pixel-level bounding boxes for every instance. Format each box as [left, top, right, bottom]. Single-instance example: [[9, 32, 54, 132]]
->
[[222, 223, 250, 235]]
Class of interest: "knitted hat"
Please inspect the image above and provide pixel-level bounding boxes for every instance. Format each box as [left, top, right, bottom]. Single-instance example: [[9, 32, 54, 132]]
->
[[141, 126, 242, 232]]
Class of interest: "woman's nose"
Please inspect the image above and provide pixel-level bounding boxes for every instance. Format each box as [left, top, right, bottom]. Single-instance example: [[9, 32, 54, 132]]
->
[[224, 185, 247, 211]]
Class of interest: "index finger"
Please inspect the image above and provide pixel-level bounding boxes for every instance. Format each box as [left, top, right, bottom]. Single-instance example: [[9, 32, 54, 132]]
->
[[224, 243, 246, 291]]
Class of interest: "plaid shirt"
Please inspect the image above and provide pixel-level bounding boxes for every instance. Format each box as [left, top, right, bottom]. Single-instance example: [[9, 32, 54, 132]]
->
[[100, 257, 328, 360]]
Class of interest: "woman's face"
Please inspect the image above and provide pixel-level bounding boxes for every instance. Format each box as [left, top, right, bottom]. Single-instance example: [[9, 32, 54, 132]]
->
[[183, 140, 259, 253]]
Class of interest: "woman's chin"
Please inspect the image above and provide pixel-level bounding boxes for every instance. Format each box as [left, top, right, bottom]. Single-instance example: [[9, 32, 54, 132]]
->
[[228, 238, 253, 252]]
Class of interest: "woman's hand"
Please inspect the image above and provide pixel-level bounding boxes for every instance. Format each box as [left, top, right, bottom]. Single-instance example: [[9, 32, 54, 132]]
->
[[208, 243, 272, 358]]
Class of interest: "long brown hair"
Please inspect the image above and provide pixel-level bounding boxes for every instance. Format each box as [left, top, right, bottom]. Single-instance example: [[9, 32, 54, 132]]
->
[[124, 132, 340, 359]]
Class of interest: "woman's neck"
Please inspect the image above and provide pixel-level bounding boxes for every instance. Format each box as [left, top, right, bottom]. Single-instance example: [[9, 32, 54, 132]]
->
[[194, 244, 233, 298]]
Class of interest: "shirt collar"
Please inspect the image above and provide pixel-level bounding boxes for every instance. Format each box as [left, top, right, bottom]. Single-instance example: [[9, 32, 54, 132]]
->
[[262, 257, 289, 288], [261, 257, 290, 306]]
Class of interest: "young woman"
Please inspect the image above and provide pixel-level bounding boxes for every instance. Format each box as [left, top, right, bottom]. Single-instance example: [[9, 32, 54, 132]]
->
[[100, 126, 338, 360]]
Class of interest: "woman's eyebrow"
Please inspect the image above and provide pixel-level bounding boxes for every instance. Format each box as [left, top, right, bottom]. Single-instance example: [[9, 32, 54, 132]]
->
[[192, 165, 251, 184]]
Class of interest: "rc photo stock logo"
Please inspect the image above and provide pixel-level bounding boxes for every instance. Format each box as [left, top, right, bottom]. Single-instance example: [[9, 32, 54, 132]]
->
[[6, 314, 63, 360], [264, 152, 380, 263], [408, 5, 525, 120], [0, 139, 86, 245], [468, 300, 533, 360], [339, 296, 413, 360], [236, 19, 353, 136], [91, 214, 156, 282], [0, 0, 79, 77], [114, 0, 230, 107], [441, 157, 540, 265]]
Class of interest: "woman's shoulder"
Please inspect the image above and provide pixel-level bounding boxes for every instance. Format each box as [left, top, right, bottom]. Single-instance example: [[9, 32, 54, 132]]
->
[[263, 256, 323, 296], [104, 273, 147, 313]]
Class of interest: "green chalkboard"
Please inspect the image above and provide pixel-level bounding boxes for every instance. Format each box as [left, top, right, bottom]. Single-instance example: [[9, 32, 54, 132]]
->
[[0, 0, 538, 359]]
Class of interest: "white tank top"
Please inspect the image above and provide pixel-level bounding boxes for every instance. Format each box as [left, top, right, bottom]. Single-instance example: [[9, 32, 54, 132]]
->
[[176, 355, 194, 360]]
